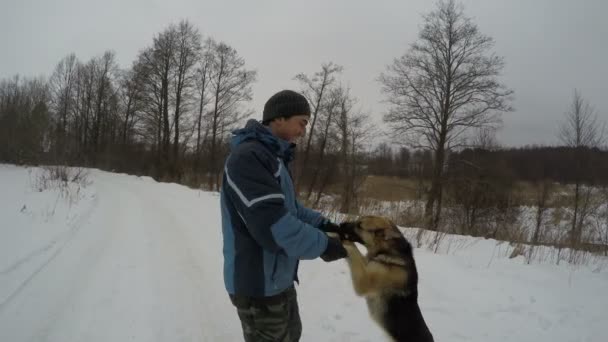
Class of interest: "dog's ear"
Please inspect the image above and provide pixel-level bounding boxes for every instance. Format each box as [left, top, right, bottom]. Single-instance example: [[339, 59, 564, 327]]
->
[[384, 228, 402, 240]]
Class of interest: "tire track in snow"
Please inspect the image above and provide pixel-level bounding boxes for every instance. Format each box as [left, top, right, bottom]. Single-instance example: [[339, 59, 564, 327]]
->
[[0, 194, 99, 312]]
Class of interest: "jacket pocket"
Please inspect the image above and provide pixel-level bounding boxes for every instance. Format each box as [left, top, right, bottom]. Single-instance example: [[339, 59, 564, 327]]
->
[[271, 253, 279, 283], [271, 252, 292, 290]]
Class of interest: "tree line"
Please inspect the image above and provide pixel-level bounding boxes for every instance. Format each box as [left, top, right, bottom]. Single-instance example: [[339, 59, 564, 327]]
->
[[1, 1, 606, 251], [0, 20, 375, 204], [369, 144, 608, 185], [1, 20, 257, 190]]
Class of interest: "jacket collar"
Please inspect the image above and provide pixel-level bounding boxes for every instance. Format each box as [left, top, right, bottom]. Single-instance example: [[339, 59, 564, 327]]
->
[[230, 119, 295, 163]]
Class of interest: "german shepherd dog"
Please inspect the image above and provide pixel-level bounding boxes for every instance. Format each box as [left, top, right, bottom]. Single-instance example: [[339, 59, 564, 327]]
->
[[335, 216, 434, 342]]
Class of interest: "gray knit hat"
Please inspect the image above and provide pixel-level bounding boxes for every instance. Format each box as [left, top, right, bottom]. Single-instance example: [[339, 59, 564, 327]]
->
[[262, 90, 311, 124]]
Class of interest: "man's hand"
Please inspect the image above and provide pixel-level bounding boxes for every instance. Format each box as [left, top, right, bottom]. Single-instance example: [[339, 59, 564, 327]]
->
[[320, 220, 353, 241], [320, 237, 347, 262], [319, 220, 340, 233]]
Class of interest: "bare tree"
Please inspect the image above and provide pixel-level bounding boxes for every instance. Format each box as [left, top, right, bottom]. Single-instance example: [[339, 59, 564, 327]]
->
[[133, 25, 179, 176], [73, 59, 96, 153], [379, 0, 513, 229], [558, 89, 605, 248], [472, 127, 500, 151], [193, 40, 214, 171], [526, 179, 553, 264], [49, 53, 78, 159], [156, 28, 177, 174], [133, 48, 163, 164], [333, 87, 375, 212], [369, 142, 394, 176], [171, 20, 202, 175], [91, 51, 119, 154], [411, 150, 433, 200], [304, 85, 343, 201], [598, 185, 608, 256], [0, 76, 50, 163], [559, 89, 604, 149], [207, 40, 257, 190], [294, 62, 343, 189], [117, 69, 143, 146], [48, 52, 120, 164]]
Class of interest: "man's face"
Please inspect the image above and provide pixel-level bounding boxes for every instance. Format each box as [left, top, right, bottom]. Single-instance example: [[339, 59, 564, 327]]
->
[[270, 115, 309, 143]]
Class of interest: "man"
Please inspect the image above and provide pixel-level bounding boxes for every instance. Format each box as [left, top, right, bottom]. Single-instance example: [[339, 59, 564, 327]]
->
[[220, 89, 346, 342]]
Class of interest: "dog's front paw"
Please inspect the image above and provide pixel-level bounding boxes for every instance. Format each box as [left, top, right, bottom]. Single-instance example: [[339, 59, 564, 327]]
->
[[327, 232, 340, 239], [342, 240, 357, 250]]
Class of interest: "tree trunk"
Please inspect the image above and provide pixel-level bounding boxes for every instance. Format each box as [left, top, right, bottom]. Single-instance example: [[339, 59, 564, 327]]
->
[[161, 66, 170, 177], [298, 80, 327, 190], [571, 180, 580, 247], [425, 138, 446, 230], [306, 111, 333, 200], [209, 81, 221, 190]]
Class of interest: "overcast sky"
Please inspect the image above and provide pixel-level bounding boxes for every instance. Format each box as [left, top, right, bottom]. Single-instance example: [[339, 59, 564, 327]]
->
[[1, 0, 606, 147]]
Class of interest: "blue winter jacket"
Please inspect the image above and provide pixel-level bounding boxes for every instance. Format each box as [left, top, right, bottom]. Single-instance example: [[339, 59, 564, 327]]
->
[[220, 119, 329, 297]]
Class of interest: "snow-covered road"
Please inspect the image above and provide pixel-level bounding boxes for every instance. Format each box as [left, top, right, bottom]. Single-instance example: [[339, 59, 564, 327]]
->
[[1, 165, 607, 341], [1, 170, 237, 341]]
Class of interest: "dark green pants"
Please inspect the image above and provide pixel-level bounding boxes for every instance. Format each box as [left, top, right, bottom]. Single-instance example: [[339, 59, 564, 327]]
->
[[229, 286, 302, 342]]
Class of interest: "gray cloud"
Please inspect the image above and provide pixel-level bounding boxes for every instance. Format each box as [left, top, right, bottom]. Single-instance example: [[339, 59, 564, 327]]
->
[[1, 0, 606, 147]]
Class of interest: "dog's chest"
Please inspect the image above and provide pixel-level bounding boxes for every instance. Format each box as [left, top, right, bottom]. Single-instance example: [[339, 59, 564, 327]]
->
[[365, 294, 387, 325]]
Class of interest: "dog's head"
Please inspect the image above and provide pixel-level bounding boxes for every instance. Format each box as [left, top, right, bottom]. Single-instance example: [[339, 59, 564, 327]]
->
[[339, 216, 403, 248]]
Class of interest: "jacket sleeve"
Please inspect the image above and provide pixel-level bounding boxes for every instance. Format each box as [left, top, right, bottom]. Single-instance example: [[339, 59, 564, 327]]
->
[[223, 147, 328, 259], [295, 200, 326, 228]]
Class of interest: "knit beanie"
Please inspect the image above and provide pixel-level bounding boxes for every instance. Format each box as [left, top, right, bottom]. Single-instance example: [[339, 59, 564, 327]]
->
[[262, 90, 311, 124]]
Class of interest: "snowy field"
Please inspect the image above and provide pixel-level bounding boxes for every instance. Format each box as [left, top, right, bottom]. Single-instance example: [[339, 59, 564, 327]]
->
[[1, 164, 607, 342]]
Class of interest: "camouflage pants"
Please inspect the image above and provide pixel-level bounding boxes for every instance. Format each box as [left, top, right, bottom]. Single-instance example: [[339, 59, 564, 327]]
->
[[229, 286, 302, 342]]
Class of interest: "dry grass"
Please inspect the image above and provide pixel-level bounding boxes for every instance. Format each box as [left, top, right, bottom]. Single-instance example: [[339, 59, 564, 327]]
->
[[357, 175, 427, 201], [318, 176, 582, 211], [512, 181, 572, 207], [355, 177, 595, 208], [334, 177, 576, 207]]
